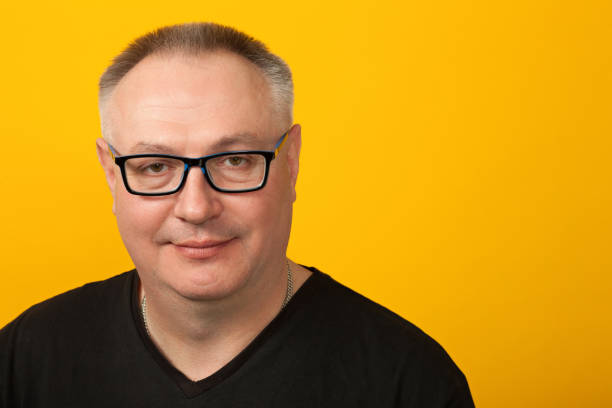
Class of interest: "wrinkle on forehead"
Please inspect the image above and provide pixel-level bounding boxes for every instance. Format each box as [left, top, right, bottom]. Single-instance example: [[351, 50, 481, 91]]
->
[[106, 51, 277, 146], [124, 132, 265, 155]]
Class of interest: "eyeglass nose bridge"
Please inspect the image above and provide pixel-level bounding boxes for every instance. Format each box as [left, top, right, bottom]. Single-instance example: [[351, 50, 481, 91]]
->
[[198, 158, 206, 169], [182, 158, 208, 175], [177, 158, 216, 195]]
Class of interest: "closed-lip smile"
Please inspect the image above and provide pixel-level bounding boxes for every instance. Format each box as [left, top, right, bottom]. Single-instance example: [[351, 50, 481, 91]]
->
[[172, 238, 234, 259]]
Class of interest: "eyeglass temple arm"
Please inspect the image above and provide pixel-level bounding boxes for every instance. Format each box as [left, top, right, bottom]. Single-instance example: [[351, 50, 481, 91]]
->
[[108, 144, 118, 160], [274, 132, 289, 156]]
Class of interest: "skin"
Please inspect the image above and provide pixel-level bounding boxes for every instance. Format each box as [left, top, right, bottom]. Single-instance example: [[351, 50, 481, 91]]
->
[[96, 51, 311, 380]]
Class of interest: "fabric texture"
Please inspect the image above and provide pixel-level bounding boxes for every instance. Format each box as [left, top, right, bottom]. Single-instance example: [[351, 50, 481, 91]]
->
[[0, 267, 475, 407]]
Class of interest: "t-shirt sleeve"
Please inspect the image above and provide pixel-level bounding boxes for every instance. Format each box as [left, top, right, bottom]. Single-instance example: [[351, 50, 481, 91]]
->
[[393, 336, 476, 408], [0, 313, 26, 408], [443, 372, 475, 408], [395, 361, 476, 408]]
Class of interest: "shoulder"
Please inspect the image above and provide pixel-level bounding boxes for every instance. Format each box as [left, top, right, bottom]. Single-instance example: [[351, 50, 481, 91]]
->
[[0, 271, 138, 406], [295, 267, 473, 405], [0, 271, 135, 348], [304, 267, 447, 346]]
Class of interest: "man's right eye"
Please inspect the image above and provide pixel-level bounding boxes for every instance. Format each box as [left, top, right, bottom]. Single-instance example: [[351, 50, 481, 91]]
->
[[140, 162, 171, 174]]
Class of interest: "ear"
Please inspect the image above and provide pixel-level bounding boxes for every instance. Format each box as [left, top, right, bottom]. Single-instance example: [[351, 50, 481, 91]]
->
[[96, 138, 117, 214], [286, 124, 302, 203]]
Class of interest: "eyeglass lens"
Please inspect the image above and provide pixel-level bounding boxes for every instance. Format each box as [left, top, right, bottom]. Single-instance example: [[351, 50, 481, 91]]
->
[[123, 153, 267, 194]]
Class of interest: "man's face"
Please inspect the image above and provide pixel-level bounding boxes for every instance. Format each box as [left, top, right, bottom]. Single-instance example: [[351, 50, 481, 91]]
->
[[96, 52, 300, 301]]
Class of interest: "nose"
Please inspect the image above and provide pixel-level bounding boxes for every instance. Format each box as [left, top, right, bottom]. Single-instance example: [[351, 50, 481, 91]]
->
[[173, 166, 223, 225]]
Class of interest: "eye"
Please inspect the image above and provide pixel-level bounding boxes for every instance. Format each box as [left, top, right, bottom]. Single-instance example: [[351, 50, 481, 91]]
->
[[135, 160, 179, 175], [224, 156, 248, 166], [144, 162, 167, 173]]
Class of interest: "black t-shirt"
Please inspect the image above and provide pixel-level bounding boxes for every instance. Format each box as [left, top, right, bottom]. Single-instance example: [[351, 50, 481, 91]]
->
[[0, 267, 474, 407]]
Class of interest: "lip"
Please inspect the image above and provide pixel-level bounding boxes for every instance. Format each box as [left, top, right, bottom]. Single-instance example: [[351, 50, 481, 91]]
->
[[171, 238, 234, 260]]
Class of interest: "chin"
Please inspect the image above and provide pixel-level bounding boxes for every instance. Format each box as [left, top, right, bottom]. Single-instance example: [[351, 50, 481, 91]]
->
[[172, 272, 241, 301], [157, 254, 252, 301]]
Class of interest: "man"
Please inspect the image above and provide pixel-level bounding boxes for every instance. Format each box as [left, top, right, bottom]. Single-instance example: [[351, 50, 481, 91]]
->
[[0, 23, 474, 407]]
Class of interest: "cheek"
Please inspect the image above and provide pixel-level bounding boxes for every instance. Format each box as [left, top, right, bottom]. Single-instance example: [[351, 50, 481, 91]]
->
[[114, 190, 171, 251], [233, 171, 293, 247]]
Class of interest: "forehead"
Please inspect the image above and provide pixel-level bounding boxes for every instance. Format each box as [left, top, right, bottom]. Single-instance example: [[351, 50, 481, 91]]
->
[[108, 51, 277, 153]]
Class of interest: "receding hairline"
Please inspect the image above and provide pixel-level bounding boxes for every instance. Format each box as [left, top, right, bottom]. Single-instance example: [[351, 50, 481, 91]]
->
[[99, 48, 273, 101], [100, 47, 276, 104], [99, 49, 287, 144], [98, 22, 294, 142]]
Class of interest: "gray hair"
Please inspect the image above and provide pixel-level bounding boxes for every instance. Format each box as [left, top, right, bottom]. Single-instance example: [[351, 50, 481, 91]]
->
[[98, 22, 294, 140]]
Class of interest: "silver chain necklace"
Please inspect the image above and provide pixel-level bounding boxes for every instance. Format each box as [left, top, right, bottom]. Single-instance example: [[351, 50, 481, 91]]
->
[[280, 259, 294, 310], [141, 260, 293, 336]]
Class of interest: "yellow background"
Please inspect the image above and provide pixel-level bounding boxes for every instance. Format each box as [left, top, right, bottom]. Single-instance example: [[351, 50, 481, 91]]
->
[[1, 1, 610, 406]]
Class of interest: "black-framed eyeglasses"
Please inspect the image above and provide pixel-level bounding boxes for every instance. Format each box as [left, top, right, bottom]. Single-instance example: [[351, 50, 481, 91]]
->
[[108, 131, 288, 196]]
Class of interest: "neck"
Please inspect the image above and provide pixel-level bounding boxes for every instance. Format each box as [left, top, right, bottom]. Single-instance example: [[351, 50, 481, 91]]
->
[[138, 260, 308, 381]]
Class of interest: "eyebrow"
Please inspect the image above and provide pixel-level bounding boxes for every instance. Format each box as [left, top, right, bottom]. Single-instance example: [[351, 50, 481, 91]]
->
[[210, 132, 263, 150], [129, 143, 180, 155], [127, 132, 264, 156]]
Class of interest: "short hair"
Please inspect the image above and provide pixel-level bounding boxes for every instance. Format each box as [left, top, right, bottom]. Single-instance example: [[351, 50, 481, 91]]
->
[[98, 22, 294, 140]]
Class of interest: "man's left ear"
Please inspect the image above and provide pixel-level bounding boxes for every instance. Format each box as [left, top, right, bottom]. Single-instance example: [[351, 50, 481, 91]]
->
[[286, 124, 301, 203]]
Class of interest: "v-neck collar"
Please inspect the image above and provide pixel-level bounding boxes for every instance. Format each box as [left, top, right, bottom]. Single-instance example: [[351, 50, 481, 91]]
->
[[129, 267, 321, 398]]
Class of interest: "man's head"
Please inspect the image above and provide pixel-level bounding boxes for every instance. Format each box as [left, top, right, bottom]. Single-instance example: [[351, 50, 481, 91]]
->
[[96, 23, 301, 302]]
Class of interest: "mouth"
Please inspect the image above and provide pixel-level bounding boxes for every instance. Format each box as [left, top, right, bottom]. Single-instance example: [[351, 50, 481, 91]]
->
[[171, 238, 235, 260]]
